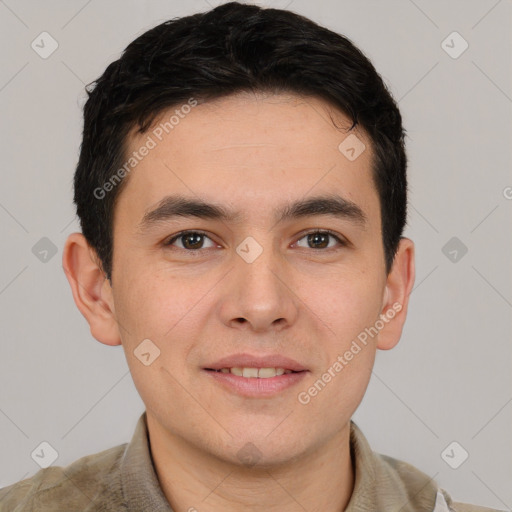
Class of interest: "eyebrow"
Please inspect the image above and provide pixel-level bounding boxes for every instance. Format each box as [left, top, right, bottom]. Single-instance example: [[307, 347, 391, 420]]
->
[[139, 194, 368, 230]]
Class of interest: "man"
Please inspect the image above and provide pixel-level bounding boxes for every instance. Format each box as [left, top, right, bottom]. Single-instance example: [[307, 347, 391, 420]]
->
[[0, 2, 503, 511]]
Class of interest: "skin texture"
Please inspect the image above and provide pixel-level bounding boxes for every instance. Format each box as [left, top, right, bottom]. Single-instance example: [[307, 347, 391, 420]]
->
[[63, 91, 415, 512]]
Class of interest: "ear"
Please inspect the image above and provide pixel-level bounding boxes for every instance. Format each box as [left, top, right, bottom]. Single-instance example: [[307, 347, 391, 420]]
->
[[62, 232, 121, 346], [376, 237, 415, 351]]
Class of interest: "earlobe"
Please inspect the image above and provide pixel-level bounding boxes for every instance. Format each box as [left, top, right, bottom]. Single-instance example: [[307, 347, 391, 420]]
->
[[62, 233, 121, 346], [376, 237, 415, 351]]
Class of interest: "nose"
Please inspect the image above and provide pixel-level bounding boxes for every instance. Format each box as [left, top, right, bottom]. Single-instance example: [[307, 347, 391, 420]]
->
[[218, 241, 300, 333]]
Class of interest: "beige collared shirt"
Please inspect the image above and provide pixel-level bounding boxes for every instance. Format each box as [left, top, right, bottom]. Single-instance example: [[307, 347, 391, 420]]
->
[[0, 413, 503, 511]]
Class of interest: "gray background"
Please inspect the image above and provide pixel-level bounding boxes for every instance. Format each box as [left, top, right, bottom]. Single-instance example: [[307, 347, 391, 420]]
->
[[0, 0, 511, 509]]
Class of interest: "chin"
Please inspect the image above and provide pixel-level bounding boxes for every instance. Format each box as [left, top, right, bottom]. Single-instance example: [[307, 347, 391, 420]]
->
[[217, 428, 312, 469]]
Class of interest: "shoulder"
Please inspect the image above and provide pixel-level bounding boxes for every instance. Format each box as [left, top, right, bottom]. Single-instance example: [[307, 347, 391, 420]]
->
[[376, 453, 505, 512], [0, 443, 126, 512], [438, 488, 507, 512], [451, 504, 506, 512], [347, 422, 505, 512], [433, 485, 506, 512]]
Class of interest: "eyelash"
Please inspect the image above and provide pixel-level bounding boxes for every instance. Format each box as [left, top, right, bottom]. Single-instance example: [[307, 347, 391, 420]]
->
[[164, 229, 347, 252]]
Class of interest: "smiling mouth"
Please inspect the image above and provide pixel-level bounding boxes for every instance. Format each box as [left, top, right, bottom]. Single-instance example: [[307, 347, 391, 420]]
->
[[205, 367, 304, 378]]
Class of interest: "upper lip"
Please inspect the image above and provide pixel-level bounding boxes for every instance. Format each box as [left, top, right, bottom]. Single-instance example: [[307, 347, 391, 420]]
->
[[205, 353, 308, 372]]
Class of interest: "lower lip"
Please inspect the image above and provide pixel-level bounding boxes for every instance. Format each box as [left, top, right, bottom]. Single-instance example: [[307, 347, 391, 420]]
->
[[203, 369, 308, 397]]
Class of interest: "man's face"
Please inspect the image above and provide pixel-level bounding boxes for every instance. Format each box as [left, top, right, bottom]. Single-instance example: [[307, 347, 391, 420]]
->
[[109, 92, 389, 465]]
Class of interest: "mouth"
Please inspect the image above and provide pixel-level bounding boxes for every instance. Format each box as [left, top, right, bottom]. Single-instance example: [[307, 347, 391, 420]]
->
[[203, 353, 309, 397], [203, 366, 309, 399]]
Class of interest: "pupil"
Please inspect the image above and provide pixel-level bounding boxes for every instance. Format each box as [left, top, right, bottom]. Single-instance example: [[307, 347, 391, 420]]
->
[[181, 233, 330, 250], [309, 233, 328, 249], [184, 233, 203, 249]]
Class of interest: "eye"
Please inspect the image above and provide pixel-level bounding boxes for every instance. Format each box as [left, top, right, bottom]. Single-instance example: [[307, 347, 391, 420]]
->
[[164, 229, 347, 252], [165, 231, 217, 250], [295, 230, 346, 250]]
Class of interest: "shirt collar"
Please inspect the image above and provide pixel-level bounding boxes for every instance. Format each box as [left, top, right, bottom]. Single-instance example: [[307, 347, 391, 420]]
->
[[121, 412, 173, 511], [345, 420, 439, 511], [120, 413, 439, 512]]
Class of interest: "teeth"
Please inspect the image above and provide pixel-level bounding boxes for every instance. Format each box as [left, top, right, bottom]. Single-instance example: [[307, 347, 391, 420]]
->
[[242, 367, 259, 378], [259, 367, 279, 378], [217, 367, 293, 378]]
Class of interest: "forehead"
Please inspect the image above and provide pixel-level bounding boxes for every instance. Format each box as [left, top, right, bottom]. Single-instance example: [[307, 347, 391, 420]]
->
[[116, 92, 379, 228]]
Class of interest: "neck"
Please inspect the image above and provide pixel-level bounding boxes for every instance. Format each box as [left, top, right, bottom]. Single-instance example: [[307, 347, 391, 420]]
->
[[147, 415, 355, 512]]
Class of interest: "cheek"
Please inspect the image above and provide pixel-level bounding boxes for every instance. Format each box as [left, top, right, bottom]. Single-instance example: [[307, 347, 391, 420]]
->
[[297, 285, 379, 419], [113, 268, 211, 390], [114, 266, 196, 339], [309, 271, 382, 345], [113, 271, 200, 419]]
